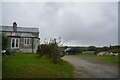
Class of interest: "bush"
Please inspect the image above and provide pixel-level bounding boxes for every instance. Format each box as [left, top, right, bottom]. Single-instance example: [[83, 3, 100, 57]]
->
[[5, 48, 13, 55], [37, 44, 55, 58], [37, 38, 62, 64], [2, 34, 8, 50]]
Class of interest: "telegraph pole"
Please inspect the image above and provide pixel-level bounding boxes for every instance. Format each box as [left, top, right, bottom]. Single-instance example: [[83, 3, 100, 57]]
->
[[54, 39, 57, 64]]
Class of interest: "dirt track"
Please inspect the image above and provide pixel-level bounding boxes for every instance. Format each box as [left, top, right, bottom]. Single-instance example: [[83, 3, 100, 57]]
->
[[62, 55, 118, 78]]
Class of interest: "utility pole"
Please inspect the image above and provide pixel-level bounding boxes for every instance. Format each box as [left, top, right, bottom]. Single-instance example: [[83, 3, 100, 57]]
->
[[54, 39, 57, 64]]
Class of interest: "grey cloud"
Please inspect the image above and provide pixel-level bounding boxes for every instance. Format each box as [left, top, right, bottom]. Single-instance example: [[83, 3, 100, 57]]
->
[[2, 2, 118, 47]]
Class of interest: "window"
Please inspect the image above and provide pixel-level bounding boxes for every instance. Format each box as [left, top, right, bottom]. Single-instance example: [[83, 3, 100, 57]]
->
[[16, 39, 19, 47], [11, 38, 19, 48], [24, 38, 30, 45]]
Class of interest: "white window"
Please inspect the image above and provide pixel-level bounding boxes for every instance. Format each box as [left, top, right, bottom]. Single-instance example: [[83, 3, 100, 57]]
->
[[11, 38, 19, 48], [24, 38, 30, 45]]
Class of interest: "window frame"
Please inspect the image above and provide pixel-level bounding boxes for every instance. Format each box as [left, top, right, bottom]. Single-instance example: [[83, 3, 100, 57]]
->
[[11, 38, 19, 49], [24, 38, 30, 46]]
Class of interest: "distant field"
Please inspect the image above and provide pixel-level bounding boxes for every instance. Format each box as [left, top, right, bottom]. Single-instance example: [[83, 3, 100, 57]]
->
[[73, 53, 119, 65], [2, 53, 74, 78]]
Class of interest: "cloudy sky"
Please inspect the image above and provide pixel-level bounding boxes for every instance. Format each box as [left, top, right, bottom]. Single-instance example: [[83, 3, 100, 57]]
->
[[1, 1, 118, 47]]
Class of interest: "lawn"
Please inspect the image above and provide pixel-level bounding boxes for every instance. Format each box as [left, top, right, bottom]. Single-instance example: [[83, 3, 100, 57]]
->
[[73, 53, 119, 65], [2, 53, 74, 78], [0, 57, 2, 79]]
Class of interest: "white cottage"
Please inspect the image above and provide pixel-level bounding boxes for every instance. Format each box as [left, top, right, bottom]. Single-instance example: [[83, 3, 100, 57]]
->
[[0, 22, 40, 53]]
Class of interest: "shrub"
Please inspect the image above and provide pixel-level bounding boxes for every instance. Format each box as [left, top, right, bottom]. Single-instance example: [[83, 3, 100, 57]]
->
[[37, 38, 63, 64], [2, 34, 8, 50], [5, 48, 13, 55]]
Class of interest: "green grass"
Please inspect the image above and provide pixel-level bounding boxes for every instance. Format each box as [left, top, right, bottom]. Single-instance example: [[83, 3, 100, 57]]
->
[[2, 53, 74, 78], [73, 53, 119, 65], [0, 57, 2, 79]]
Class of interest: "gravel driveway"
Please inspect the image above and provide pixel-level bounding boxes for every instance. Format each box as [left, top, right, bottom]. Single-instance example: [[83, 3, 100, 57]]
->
[[62, 55, 118, 78]]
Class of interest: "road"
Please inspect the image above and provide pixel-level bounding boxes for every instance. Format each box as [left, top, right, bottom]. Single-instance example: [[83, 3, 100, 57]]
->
[[62, 55, 118, 78]]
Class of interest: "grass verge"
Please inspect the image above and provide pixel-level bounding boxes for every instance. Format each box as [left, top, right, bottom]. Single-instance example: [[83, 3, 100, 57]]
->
[[2, 53, 73, 78], [73, 53, 119, 65]]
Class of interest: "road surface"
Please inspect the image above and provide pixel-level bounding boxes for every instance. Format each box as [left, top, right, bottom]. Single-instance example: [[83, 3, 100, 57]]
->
[[62, 55, 118, 78]]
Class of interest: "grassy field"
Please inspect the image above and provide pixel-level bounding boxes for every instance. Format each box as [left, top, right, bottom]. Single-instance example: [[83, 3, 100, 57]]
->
[[73, 53, 119, 65], [2, 53, 74, 78]]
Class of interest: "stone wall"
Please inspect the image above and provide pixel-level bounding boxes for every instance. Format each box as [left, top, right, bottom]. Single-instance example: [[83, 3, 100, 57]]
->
[[3, 31, 40, 53]]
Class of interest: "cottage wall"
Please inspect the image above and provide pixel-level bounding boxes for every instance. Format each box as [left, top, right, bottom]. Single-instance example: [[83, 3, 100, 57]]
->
[[3, 31, 39, 53], [32, 32, 39, 38], [19, 38, 38, 49], [19, 38, 39, 53], [7, 37, 11, 50]]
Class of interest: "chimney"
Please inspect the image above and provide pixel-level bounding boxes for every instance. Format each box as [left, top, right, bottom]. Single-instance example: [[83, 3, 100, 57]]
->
[[13, 22, 17, 32]]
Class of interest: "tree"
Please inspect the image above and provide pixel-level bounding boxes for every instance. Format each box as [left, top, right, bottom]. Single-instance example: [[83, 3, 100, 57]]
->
[[88, 46, 97, 55], [102, 46, 109, 51], [2, 34, 8, 50]]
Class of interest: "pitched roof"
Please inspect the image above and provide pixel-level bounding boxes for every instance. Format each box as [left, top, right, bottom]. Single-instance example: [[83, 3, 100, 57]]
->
[[0, 26, 39, 33]]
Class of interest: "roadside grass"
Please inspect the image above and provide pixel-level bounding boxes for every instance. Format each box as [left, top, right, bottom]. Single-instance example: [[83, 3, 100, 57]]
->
[[73, 53, 119, 65], [2, 53, 74, 78], [0, 57, 2, 79]]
